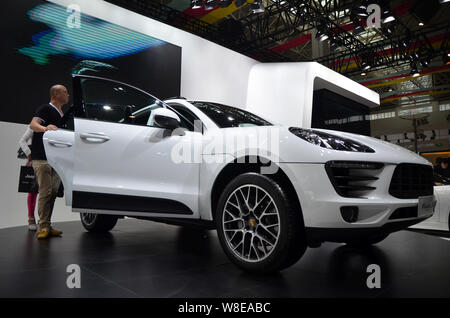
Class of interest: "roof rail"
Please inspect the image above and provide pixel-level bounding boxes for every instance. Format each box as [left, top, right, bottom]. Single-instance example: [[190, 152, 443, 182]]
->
[[164, 96, 187, 100]]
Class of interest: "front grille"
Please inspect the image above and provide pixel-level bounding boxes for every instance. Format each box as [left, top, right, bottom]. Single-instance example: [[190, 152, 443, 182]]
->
[[389, 163, 433, 199], [389, 206, 418, 220], [325, 161, 384, 198]]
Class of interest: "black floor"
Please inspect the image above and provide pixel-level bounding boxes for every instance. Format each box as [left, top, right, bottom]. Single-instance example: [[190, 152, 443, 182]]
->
[[0, 218, 449, 298]]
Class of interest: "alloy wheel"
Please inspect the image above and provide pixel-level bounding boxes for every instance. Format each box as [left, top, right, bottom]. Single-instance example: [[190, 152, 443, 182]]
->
[[222, 184, 280, 263]]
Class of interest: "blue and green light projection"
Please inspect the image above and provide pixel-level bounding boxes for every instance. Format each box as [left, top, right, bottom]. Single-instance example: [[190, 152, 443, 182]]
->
[[18, 3, 167, 66]]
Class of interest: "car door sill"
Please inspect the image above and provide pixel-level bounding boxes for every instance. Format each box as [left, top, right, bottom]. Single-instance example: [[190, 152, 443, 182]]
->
[[72, 191, 193, 215]]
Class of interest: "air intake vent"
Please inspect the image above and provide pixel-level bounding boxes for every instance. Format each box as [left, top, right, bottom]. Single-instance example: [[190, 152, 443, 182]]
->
[[389, 206, 418, 220], [325, 161, 383, 198], [389, 163, 433, 199]]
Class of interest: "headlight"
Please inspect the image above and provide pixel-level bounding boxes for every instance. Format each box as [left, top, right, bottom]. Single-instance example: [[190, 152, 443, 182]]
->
[[289, 127, 375, 153]]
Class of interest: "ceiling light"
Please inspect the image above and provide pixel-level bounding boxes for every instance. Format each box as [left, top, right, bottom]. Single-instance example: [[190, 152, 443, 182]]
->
[[353, 24, 365, 35], [205, 0, 218, 10], [355, 5, 368, 17], [251, 0, 264, 13], [419, 22, 424, 26], [352, 18, 365, 35], [420, 59, 430, 68], [444, 53, 450, 65], [410, 63, 420, 77], [382, 10, 395, 23], [361, 71, 367, 76], [410, 52, 419, 60], [191, 0, 203, 9], [330, 42, 341, 52], [316, 31, 329, 42], [320, 34, 329, 41], [439, 0, 450, 3], [383, 15, 395, 23], [382, 27, 393, 36]]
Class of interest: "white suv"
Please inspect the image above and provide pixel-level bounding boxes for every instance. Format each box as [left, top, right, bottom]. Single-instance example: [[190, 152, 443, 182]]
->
[[44, 75, 436, 273]]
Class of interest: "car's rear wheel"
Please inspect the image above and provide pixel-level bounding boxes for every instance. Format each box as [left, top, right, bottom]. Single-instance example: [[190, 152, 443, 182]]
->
[[216, 172, 307, 273], [80, 213, 118, 233], [345, 234, 389, 247]]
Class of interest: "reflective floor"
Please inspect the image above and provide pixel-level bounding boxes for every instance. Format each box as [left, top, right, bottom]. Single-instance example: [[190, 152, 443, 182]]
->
[[0, 218, 449, 298]]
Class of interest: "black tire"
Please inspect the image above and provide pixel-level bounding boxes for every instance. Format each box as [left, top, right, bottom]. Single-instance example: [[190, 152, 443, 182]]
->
[[345, 234, 389, 247], [80, 213, 118, 233], [216, 172, 307, 274]]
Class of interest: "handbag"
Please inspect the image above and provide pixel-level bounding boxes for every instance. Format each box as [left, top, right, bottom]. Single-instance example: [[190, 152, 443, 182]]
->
[[17, 143, 32, 159], [17, 148, 27, 159], [18, 166, 39, 194]]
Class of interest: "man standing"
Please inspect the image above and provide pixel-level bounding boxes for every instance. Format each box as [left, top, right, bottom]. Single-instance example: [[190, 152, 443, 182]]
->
[[29, 85, 69, 239], [435, 157, 449, 180]]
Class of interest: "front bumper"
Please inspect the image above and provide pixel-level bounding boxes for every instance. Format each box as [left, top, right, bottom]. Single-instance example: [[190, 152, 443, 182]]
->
[[279, 162, 435, 241], [305, 218, 428, 243]]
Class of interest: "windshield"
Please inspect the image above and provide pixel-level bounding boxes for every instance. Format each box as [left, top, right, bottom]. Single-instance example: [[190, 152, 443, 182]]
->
[[190, 101, 272, 128]]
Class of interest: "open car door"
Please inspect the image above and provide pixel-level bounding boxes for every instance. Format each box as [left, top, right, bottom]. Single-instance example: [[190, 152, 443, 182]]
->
[[70, 75, 202, 219]]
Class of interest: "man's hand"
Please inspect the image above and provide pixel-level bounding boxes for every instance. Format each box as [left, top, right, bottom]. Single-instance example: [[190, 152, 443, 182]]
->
[[46, 124, 58, 131]]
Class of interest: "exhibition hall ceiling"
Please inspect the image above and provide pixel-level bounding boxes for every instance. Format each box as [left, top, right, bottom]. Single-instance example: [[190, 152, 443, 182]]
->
[[106, 0, 450, 109]]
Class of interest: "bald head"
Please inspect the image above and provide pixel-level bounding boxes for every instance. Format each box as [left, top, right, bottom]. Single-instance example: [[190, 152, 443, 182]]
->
[[49, 84, 69, 106], [50, 85, 65, 98]]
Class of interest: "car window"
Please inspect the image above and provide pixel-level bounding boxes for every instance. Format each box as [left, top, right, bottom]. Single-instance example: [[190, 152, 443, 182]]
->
[[190, 101, 271, 128], [168, 103, 202, 132], [80, 78, 164, 127]]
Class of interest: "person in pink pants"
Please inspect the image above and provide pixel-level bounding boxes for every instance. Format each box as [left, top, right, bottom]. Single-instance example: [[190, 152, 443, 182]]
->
[[19, 127, 38, 231]]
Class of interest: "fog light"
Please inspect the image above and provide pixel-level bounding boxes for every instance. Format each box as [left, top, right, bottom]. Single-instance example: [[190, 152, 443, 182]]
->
[[340, 206, 359, 223]]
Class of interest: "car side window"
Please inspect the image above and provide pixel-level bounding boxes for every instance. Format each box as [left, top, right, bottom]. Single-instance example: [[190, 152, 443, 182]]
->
[[169, 103, 202, 132], [80, 78, 163, 127]]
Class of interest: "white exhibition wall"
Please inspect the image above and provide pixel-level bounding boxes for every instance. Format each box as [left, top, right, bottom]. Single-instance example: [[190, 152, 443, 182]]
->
[[0, 0, 379, 229]]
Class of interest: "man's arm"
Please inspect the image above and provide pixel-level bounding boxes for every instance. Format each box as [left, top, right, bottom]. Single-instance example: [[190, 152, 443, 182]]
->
[[29, 117, 58, 133]]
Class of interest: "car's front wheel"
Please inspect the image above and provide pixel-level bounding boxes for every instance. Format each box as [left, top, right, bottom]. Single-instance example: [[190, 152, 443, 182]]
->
[[80, 213, 118, 233], [216, 172, 307, 273]]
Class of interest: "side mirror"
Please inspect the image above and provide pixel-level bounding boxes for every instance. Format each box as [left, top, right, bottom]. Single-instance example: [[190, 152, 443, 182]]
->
[[153, 108, 181, 130]]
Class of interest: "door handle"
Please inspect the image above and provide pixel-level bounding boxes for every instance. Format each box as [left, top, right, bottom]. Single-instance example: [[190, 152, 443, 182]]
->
[[80, 132, 110, 143], [48, 139, 72, 147]]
